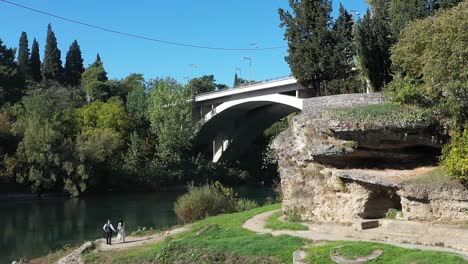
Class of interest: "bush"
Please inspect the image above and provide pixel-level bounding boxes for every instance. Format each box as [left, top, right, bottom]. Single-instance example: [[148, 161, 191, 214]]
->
[[235, 198, 259, 212], [174, 182, 235, 223], [441, 129, 468, 181], [174, 182, 261, 223]]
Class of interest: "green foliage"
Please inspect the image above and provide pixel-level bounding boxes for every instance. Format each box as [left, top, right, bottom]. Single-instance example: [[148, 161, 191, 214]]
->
[[81, 54, 110, 101], [355, 9, 392, 91], [385, 208, 401, 219], [279, 0, 333, 95], [148, 78, 195, 161], [265, 211, 309, 231], [384, 74, 426, 105], [63, 40, 84, 87], [441, 129, 468, 180], [388, 0, 430, 38], [390, 2, 468, 126], [0, 38, 24, 106], [307, 241, 467, 264], [174, 182, 236, 223], [188, 75, 221, 95], [29, 38, 42, 82], [76, 128, 122, 163], [126, 79, 148, 127], [234, 198, 259, 212], [42, 24, 63, 81], [17, 32, 30, 79], [324, 103, 435, 129], [78, 97, 129, 135]]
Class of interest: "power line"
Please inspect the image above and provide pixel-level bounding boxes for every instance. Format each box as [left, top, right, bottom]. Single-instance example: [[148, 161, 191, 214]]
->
[[0, 0, 287, 51]]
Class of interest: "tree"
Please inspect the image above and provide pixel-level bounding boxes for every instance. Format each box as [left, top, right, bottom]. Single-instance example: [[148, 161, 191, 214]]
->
[[30, 38, 42, 82], [81, 54, 109, 101], [64, 40, 84, 87], [17, 32, 30, 79], [233, 73, 249, 87], [0, 39, 24, 106], [78, 97, 129, 135], [355, 9, 392, 91], [388, 0, 430, 38], [329, 4, 355, 82], [42, 24, 63, 81], [147, 78, 196, 182], [187, 75, 218, 95], [389, 1, 468, 126], [279, 0, 333, 96]]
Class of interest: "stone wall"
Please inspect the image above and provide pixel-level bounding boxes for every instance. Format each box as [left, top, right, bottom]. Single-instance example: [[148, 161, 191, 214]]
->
[[302, 93, 386, 117]]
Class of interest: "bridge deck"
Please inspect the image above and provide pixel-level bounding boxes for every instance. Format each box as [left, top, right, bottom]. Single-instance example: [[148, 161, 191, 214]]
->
[[194, 76, 298, 103]]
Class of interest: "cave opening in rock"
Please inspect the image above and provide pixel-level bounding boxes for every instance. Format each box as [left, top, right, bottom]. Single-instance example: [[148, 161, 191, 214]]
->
[[361, 186, 402, 219]]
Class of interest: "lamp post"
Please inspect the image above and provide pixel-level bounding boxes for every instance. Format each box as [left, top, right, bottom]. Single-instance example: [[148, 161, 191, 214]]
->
[[242, 43, 258, 83]]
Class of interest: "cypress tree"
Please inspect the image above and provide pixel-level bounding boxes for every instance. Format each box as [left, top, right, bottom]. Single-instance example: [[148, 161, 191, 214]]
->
[[233, 73, 239, 87], [42, 23, 63, 81], [64, 40, 84, 87], [81, 54, 109, 101], [388, 0, 429, 38], [30, 38, 42, 82], [279, 0, 333, 96], [17, 32, 30, 79], [355, 9, 392, 91], [330, 4, 355, 80]]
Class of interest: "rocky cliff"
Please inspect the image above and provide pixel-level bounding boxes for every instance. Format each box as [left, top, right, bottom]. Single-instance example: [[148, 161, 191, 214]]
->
[[272, 102, 467, 222]]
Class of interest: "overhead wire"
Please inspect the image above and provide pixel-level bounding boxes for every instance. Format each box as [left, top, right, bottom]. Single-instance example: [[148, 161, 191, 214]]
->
[[0, 0, 288, 51]]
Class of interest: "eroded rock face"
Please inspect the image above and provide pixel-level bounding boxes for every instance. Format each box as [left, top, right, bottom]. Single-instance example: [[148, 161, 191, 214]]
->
[[272, 112, 468, 222]]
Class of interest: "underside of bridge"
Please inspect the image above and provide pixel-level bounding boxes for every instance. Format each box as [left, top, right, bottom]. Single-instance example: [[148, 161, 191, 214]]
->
[[194, 97, 302, 163]]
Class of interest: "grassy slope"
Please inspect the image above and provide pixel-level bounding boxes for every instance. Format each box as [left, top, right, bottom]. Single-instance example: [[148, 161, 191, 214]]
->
[[323, 103, 434, 129], [308, 241, 467, 264], [265, 211, 309, 231], [83, 204, 305, 263], [83, 204, 467, 264]]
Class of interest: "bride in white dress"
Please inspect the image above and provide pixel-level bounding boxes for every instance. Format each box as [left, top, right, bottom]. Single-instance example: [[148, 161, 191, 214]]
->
[[117, 219, 126, 243]]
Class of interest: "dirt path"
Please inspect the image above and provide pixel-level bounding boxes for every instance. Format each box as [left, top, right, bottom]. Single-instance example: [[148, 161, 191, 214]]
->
[[98, 226, 190, 251], [243, 210, 468, 260]]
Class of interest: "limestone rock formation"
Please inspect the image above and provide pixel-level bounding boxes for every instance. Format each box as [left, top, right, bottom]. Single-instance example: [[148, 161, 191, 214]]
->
[[272, 110, 467, 222]]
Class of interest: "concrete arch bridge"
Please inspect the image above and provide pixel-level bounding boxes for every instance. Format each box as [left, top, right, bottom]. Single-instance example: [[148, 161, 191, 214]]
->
[[193, 76, 384, 162]]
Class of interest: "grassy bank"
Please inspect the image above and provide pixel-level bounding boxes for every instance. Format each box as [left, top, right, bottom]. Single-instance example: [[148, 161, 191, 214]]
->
[[82, 204, 467, 263], [308, 241, 467, 264], [265, 211, 309, 231]]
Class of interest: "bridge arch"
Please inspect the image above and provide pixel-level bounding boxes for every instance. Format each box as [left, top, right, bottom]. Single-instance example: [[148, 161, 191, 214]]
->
[[195, 94, 303, 162]]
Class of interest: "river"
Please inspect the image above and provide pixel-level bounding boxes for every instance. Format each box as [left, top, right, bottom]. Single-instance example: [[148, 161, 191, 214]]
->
[[0, 187, 274, 263]]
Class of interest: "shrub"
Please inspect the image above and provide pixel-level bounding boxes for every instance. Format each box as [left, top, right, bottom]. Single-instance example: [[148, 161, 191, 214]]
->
[[174, 182, 261, 223], [174, 182, 235, 223], [235, 198, 259, 212], [441, 129, 468, 181]]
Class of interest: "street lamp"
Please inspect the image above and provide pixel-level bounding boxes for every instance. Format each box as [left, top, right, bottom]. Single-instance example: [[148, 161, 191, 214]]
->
[[242, 43, 259, 83]]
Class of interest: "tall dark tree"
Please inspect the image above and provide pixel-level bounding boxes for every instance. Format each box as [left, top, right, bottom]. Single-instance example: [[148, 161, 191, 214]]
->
[[188, 75, 219, 95], [17, 32, 30, 79], [64, 40, 84, 87], [355, 9, 392, 91], [279, 0, 333, 96], [388, 0, 429, 38], [330, 4, 355, 81], [81, 54, 109, 101], [42, 24, 63, 81], [30, 38, 42, 82], [0, 39, 24, 105]]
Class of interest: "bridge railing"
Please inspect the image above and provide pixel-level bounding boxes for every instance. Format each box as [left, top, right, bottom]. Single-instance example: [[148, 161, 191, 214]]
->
[[195, 74, 294, 97]]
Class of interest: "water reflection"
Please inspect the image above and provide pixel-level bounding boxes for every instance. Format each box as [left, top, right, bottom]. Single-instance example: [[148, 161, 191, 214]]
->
[[0, 192, 180, 263], [0, 187, 274, 263]]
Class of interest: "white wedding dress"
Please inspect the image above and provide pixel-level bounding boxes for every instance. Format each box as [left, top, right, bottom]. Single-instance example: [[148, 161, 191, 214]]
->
[[117, 222, 126, 242]]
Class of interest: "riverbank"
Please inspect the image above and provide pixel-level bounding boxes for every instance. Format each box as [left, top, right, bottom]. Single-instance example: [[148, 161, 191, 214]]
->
[[44, 204, 467, 264], [2, 187, 275, 263]]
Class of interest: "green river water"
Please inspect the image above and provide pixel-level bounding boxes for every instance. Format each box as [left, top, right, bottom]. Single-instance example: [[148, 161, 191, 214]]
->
[[0, 188, 274, 263]]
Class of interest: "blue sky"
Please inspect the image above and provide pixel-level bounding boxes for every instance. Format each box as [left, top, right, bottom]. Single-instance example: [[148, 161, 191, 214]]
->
[[0, 0, 368, 86]]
